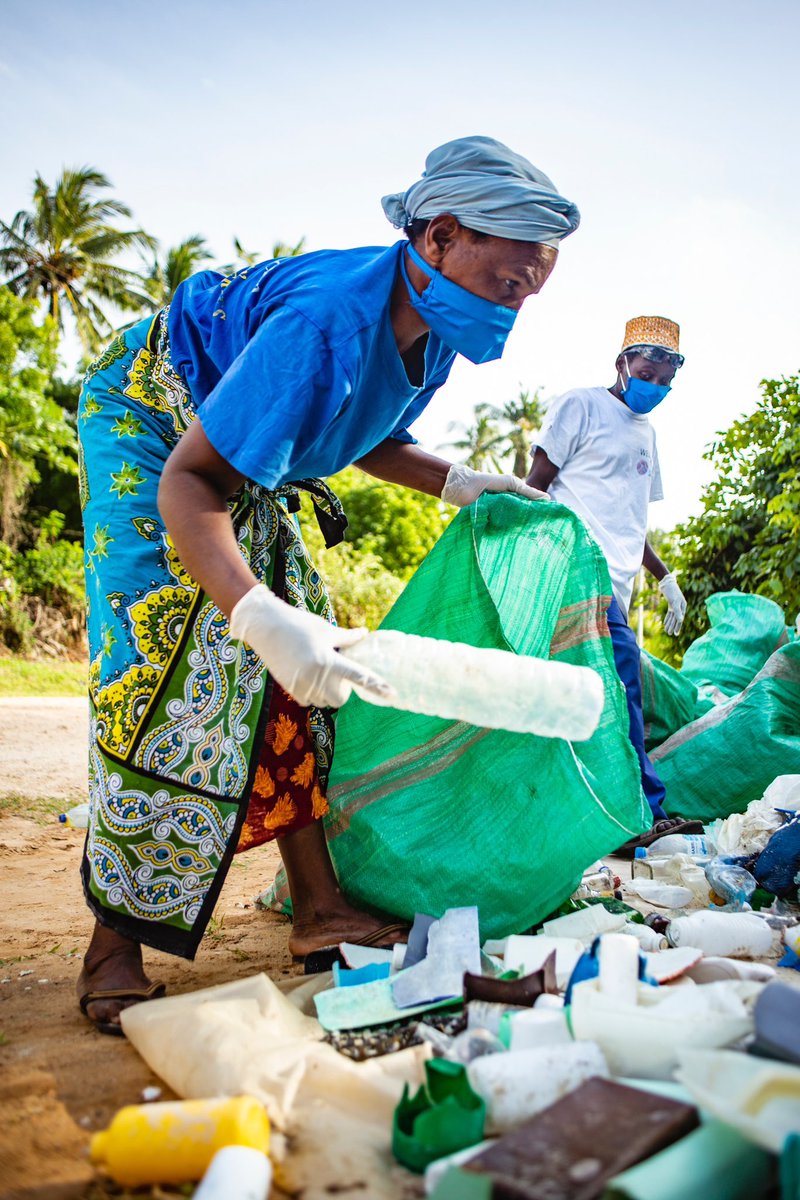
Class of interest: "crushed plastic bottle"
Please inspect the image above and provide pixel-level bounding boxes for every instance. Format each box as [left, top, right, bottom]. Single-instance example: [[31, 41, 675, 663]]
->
[[705, 858, 757, 911], [573, 866, 617, 900], [58, 803, 90, 829], [193, 1146, 272, 1200], [341, 629, 604, 740]]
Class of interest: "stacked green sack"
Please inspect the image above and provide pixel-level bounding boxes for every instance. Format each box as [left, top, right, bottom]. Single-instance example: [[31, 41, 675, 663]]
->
[[654, 641, 800, 823], [680, 591, 790, 699], [318, 495, 648, 940], [640, 651, 713, 752]]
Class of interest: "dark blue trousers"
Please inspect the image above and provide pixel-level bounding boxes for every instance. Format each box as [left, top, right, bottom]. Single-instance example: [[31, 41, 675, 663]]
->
[[606, 597, 668, 820]]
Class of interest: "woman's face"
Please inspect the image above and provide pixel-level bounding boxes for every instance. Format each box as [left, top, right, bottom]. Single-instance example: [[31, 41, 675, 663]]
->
[[416, 216, 559, 311]]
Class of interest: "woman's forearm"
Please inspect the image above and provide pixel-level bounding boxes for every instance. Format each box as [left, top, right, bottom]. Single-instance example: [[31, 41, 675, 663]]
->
[[355, 439, 451, 497], [158, 421, 255, 617]]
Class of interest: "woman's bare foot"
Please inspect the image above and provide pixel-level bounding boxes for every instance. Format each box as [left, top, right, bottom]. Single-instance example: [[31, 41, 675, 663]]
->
[[76, 922, 157, 1030], [288, 901, 408, 958]]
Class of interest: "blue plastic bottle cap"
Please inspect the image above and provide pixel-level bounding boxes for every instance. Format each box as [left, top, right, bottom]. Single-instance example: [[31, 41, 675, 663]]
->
[[58, 814, 67, 823], [634, 847, 646, 859]]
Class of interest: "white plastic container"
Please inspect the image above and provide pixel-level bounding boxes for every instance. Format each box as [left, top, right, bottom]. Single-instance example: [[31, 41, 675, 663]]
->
[[193, 1146, 272, 1200], [667, 911, 774, 958], [342, 629, 604, 740], [466, 1042, 608, 1134]]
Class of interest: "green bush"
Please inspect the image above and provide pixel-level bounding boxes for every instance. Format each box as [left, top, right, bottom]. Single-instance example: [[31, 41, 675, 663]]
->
[[0, 511, 85, 657]]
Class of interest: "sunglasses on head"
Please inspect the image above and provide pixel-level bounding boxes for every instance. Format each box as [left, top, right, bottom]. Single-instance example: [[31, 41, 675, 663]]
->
[[627, 344, 685, 369]]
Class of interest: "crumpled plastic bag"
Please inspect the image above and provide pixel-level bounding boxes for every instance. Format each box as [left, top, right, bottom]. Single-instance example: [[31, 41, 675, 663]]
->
[[122, 973, 429, 1200], [708, 774, 800, 856]]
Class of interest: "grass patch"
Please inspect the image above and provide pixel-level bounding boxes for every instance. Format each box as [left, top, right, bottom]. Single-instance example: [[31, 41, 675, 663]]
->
[[0, 657, 86, 697], [0, 792, 68, 824]]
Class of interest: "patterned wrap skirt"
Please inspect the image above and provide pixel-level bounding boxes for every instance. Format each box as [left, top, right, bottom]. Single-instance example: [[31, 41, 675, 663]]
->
[[77, 313, 342, 959]]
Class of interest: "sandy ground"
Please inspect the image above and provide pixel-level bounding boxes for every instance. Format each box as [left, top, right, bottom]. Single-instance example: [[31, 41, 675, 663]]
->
[[0, 699, 305, 1199]]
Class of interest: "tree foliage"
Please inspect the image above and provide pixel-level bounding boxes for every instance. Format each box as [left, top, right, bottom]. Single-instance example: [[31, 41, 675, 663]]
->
[[328, 467, 453, 581], [445, 386, 545, 476], [0, 289, 76, 547], [144, 235, 213, 307], [671, 373, 800, 650], [0, 167, 154, 353]]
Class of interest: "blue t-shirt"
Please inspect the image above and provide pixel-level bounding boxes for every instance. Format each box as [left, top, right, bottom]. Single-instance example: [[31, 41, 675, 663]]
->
[[167, 242, 456, 487]]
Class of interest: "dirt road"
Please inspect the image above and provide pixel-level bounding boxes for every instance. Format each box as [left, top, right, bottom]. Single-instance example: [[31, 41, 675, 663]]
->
[[0, 699, 302, 1198]]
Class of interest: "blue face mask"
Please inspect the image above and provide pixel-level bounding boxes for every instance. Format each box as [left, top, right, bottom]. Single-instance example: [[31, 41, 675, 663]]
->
[[620, 358, 671, 413], [400, 242, 517, 364]]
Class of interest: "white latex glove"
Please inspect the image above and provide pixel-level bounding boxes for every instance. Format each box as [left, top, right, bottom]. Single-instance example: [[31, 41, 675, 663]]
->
[[658, 572, 687, 636], [230, 584, 393, 708], [441, 464, 551, 507]]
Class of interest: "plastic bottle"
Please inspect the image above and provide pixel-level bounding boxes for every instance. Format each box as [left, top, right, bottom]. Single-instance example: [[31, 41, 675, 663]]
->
[[666, 911, 773, 958], [58, 802, 90, 829], [341, 629, 604, 741], [705, 858, 757, 910], [89, 1096, 270, 1187], [639, 832, 711, 858], [193, 1146, 272, 1200], [573, 866, 617, 900]]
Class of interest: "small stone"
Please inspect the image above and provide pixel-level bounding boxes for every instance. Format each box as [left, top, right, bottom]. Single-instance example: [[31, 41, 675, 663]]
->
[[19, 970, 33, 978], [141, 1086, 162, 1102], [38, 979, 50, 985]]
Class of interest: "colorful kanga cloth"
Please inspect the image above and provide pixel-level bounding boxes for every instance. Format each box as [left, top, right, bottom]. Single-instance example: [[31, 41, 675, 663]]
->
[[78, 312, 339, 959]]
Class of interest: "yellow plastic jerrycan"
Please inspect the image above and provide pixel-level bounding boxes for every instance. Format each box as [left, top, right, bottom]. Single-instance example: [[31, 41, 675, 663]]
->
[[90, 1095, 270, 1187]]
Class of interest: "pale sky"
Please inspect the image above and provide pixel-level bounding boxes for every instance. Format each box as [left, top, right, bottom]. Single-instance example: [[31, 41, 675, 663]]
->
[[2, 0, 798, 528]]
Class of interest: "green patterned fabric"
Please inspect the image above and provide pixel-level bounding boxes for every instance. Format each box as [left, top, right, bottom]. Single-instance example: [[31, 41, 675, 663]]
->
[[78, 313, 337, 959], [262, 495, 650, 939]]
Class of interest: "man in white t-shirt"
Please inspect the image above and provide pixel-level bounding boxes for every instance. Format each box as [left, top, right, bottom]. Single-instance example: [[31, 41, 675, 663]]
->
[[527, 315, 694, 840]]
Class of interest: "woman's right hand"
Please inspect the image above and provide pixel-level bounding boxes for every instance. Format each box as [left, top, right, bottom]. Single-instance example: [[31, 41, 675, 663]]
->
[[230, 584, 393, 709]]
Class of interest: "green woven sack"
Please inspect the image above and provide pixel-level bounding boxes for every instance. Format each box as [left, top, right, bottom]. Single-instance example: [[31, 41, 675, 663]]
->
[[307, 495, 648, 941], [640, 650, 714, 752], [654, 642, 800, 823], [681, 591, 789, 697]]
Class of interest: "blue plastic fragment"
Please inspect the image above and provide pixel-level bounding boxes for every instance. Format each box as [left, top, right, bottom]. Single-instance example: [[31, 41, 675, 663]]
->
[[332, 960, 392, 988]]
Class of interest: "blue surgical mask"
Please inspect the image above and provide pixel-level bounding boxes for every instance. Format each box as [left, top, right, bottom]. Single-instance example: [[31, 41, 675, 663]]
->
[[400, 242, 517, 364], [620, 357, 671, 413]]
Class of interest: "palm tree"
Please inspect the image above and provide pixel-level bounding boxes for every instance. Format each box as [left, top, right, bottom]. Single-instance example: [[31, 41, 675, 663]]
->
[[482, 387, 546, 477], [219, 235, 307, 275], [443, 405, 506, 471], [0, 167, 155, 354], [144, 235, 214, 307]]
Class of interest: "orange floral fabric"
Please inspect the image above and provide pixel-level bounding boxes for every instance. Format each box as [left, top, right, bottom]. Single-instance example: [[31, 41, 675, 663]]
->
[[236, 682, 330, 851]]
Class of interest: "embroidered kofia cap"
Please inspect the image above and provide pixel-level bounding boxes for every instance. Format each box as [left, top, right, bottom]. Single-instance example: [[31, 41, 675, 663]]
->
[[621, 315, 680, 354]]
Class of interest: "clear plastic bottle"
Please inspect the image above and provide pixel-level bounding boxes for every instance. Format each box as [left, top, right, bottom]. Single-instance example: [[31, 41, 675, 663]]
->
[[58, 802, 90, 829], [639, 832, 711, 858], [341, 629, 604, 741], [705, 858, 757, 911]]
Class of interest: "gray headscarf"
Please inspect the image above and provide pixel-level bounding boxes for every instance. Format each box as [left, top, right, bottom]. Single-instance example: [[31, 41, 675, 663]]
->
[[382, 136, 580, 248]]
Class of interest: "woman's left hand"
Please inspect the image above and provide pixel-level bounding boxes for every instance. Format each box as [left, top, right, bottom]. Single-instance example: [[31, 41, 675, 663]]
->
[[441, 464, 551, 507]]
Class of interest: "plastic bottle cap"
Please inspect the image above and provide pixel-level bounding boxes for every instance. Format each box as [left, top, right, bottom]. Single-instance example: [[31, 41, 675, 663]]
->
[[634, 848, 646, 859], [58, 814, 67, 823]]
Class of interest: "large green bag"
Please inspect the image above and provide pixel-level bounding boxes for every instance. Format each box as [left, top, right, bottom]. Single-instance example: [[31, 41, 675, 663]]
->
[[273, 496, 648, 940], [640, 650, 714, 752], [654, 641, 800, 822], [680, 591, 789, 697]]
